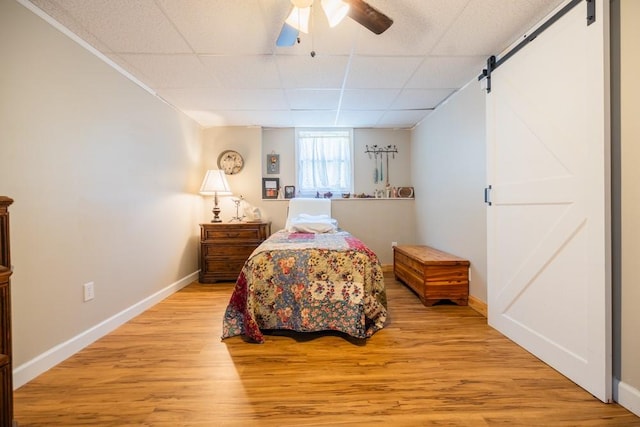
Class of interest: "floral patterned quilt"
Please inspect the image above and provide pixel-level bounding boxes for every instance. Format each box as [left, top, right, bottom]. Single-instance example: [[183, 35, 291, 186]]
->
[[222, 230, 388, 343]]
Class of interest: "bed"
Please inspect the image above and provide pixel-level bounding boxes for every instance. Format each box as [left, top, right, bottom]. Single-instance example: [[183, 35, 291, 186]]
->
[[222, 198, 388, 343]]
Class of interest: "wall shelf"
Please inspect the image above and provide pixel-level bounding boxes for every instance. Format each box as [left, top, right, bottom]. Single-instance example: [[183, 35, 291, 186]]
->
[[262, 197, 414, 201]]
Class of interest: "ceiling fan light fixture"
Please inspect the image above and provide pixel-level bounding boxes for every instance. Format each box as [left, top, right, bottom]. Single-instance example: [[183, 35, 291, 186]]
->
[[291, 0, 313, 7], [285, 6, 311, 33], [321, 0, 350, 27]]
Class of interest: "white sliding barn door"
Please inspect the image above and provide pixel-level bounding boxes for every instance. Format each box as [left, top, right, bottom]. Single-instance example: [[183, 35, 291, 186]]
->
[[486, 1, 611, 402]]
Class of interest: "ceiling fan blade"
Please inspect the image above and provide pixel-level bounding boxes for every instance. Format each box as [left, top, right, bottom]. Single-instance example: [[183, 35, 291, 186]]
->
[[345, 0, 393, 34], [276, 22, 299, 47]]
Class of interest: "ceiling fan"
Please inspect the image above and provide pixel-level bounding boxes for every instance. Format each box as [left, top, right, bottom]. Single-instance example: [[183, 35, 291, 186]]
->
[[276, 0, 393, 47]]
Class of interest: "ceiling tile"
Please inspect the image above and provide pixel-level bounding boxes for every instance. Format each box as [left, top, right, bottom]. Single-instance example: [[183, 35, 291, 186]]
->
[[431, 0, 565, 56], [200, 55, 281, 89], [116, 54, 218, 89], [51, 0, 191, 53], [286, 89, 341, 110], [336, 110, 385, 128], [291, 110, 339, 127], [352, 0, 470, 56], [276, 55, 350, 89], [341, 89, 401, 110], [26, 0, 566, 128], [406, 56, 487, 89], [30, 0, 113, 52], [345, 56, 424, 89], [391, 88, 455, 109], [156, 0, 286, 54], [161, 88, 288, 111]]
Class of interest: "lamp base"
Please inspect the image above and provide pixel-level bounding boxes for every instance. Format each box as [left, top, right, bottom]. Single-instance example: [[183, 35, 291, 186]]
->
[[211, 203, 222, 223]]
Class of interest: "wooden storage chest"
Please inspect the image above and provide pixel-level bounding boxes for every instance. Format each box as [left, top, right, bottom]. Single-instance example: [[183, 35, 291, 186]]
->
[[393, 245, 469, 306]]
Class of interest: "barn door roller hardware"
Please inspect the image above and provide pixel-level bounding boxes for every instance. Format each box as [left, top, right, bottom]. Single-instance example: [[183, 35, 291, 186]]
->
[[586, 0, 596, 25], [478, 0, 595, 93]]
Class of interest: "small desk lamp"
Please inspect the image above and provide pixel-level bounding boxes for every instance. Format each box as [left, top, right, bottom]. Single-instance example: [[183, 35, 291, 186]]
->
[[200, 170, 232, 223]]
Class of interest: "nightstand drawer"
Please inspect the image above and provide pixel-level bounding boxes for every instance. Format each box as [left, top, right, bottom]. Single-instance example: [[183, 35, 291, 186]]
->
[[202, 228, 263, 242], [203, 244, 256, 258], [203, 259, 246, 276]]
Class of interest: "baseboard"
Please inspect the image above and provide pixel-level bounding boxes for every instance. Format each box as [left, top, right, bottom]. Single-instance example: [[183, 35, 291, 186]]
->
[[12, 271, 198, 389], [381, 264, 394, 275], [615, 378, 640, 417], [468, 295, 487, 318]]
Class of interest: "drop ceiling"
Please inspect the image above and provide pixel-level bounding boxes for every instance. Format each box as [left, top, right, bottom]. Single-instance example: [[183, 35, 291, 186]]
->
[[26, 0, 565, 129]]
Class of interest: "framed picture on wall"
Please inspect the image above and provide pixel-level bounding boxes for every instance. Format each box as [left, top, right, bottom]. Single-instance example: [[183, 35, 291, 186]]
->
[[262, 178, 279, 199], [267, 153, 279, 174], [284, 185, 295, 199]]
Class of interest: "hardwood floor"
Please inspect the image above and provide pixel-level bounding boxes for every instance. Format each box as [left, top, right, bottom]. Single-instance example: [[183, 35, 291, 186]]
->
[[13, 275, 640, 426]]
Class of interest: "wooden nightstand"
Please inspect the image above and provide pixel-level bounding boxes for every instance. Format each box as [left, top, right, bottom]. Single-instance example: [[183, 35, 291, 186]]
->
[[199, 221, 270, 283]]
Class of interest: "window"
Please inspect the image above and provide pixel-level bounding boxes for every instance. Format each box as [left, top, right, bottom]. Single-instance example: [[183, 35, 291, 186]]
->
[[295, 129, 353, 197]]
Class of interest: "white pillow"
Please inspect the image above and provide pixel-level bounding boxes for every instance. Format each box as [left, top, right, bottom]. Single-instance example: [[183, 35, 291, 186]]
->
[[285, 198, 332, 230], [298, 213, 331, 221], [286, 215, 338, 233]]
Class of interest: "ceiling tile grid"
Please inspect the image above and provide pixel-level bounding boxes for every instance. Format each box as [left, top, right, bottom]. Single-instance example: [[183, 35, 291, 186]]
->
[[27, 0, 566, 128]]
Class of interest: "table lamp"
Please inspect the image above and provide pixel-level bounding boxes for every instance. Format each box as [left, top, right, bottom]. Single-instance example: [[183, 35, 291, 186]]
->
[[199, 170, 232, 222]]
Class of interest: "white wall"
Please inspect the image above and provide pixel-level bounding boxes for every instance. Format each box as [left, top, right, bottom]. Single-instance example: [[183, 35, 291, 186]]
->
[[411, 83, 488, 302], [201, 126, 264, 223], [616, 0, 640, 415], [0, 0, 203, 386], [354, 129, 413, 196]]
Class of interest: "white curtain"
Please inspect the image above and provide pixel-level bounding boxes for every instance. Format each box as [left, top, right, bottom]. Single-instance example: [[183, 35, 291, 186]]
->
[[296, 130, 352, 196]]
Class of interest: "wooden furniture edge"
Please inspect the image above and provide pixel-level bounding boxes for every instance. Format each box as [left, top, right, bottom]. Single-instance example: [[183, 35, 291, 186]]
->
[[0, 196, 14, 426], [393, 244, 470, 265]]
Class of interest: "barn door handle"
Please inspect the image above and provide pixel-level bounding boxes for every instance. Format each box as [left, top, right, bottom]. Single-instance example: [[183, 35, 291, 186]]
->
[[484, 185, 492, 206]]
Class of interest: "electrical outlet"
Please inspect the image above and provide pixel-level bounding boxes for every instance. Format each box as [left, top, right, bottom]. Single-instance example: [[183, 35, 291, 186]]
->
[[83, 282, 95, 302], [391, 241, 397, 247]]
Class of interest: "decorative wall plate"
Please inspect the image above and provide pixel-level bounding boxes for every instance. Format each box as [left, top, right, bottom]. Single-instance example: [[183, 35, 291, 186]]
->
[[397, 187, 414, 198], [217, 150, 244, 175]]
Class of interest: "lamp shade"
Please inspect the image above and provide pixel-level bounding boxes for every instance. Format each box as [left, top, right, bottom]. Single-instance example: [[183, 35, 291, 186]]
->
[[199, 170, 232, 196]]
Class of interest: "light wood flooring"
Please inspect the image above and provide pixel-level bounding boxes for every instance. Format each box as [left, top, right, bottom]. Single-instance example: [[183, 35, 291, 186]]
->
[[13, 275, 640, 426]]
